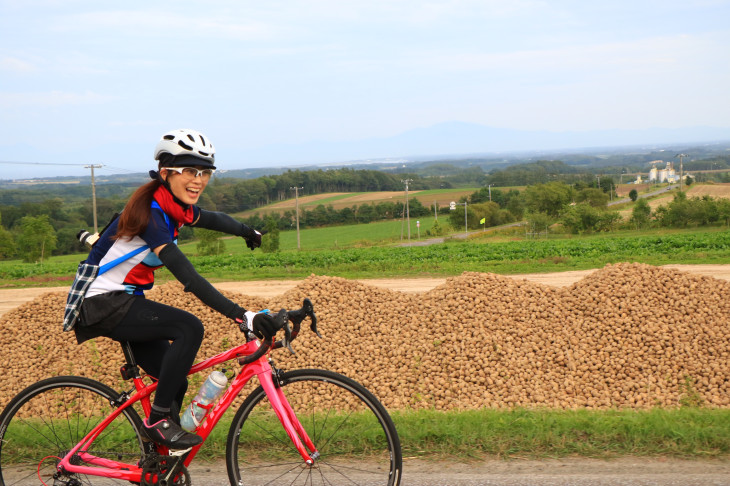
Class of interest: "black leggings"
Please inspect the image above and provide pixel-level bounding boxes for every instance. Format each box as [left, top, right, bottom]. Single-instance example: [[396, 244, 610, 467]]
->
[[106, 298, 204, 414]]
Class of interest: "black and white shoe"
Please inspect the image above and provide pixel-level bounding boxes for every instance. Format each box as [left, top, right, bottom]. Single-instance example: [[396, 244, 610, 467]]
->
[[143, 417, 202, 449]]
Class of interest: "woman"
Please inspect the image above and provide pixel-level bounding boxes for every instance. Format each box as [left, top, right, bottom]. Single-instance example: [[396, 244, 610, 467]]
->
[[75, 128, 275, 449]]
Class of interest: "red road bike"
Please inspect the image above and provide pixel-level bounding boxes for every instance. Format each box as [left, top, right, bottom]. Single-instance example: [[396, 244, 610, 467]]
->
[[0, 299, 402, 485]]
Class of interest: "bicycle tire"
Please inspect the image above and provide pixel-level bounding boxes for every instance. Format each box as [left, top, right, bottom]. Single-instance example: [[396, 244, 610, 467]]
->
[[225, 368, 402, 486], [0, 375, 148, 486]]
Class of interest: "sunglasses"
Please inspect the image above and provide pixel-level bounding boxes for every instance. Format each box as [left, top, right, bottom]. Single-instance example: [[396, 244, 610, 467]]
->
[[161, 167, 216, 179]]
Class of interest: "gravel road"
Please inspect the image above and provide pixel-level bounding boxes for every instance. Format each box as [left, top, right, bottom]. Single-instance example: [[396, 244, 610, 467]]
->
[[186, 457, 730, 485]]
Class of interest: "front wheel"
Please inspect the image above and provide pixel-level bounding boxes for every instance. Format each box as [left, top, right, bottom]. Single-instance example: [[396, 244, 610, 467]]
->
[[0, 376, 148, 486], [226, 369, 402, 486]]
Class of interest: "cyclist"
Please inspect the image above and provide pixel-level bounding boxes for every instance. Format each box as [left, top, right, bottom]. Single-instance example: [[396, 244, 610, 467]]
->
[[74, 129, 276, 449]]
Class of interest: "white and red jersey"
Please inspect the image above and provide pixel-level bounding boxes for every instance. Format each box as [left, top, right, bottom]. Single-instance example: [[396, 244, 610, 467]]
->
[[85, 204, 199, 298]]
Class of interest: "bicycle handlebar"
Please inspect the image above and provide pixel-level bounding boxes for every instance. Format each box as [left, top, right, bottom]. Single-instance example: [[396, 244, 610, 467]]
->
[[237, 299, 320, 365]]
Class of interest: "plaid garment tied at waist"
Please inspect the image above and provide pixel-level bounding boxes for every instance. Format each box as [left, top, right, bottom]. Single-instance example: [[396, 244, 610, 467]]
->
[[62, 262, 100, 332]]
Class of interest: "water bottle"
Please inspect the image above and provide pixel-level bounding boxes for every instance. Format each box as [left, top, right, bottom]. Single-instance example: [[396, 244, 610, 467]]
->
[[180, 371, 228, 432]]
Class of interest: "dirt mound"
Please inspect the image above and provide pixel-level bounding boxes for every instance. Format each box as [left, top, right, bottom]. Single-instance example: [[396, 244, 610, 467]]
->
[[1, 263, 728, 411]]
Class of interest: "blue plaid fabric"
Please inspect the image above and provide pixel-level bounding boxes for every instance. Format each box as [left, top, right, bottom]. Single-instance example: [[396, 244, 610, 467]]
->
[[62, 262, 100, 332]]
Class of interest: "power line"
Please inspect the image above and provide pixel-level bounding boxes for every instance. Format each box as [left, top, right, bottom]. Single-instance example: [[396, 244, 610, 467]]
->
[[0, 160, 93, 167]]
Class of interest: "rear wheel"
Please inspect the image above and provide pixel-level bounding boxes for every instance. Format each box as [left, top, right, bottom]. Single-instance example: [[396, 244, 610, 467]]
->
[[0, 376, 148, 486], [226, 368, 402, 486]]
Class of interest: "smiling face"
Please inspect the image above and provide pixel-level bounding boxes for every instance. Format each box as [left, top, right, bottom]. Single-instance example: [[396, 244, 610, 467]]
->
[[160, 166, 209, 205]]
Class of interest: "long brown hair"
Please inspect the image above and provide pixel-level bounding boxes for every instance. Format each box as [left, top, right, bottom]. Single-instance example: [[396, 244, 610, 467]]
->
[[114, 180, 161, 240]]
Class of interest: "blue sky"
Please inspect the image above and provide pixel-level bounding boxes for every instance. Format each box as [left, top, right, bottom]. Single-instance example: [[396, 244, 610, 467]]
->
[[1, 0, 729, 179]]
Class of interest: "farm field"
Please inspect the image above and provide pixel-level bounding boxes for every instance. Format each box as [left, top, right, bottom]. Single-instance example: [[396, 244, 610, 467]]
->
[[616, 182, 730, 218], [233, 187, 480, 218]]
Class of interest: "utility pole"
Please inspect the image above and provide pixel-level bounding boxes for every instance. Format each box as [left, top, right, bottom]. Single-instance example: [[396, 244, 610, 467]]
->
[[402, 179, 413, 241], [675, 153, 688, 191], [488, 184, 493, 202], [290, 186, 303, 250], [85, 164, 103, 233]]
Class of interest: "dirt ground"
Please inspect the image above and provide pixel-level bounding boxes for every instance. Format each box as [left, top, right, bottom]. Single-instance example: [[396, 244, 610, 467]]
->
[[4, 264, 730, 318]]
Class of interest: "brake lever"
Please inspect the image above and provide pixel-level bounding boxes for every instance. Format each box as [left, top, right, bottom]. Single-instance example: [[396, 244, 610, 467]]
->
[[310, 311, 321, 338], [302, 298, 322, 338], [283, 319, 295, 355]]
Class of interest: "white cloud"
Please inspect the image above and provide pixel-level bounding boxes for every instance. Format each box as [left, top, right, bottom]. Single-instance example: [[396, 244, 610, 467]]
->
[[0, 57, 36, 73], [399, 32, 727, 78], [0, 90, 114, 108], [51, 9, 280, 42]]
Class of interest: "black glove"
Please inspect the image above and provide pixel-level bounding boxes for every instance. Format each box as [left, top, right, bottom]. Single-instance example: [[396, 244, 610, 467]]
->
[[241, 225, 266, 251], [252, 310, 287, 340]]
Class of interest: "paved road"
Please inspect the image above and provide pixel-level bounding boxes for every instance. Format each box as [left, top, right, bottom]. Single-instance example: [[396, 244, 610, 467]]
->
[[187, 457, 730, 485]]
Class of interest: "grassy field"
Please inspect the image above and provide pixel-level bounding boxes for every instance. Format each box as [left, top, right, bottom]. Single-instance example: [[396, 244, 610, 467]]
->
[[234, 187, 480, 218], [3, 225, 730, 286]]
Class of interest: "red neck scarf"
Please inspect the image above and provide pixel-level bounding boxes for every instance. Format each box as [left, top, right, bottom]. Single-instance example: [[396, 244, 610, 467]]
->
[[152, 185, 195, 226]]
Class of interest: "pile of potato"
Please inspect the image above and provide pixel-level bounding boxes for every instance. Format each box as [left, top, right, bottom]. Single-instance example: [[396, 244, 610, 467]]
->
[[1, 262, 728, 411]]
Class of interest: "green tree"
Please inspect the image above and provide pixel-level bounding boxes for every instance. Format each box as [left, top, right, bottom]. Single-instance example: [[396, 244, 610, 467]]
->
[[16, 215, 57, 262], [525, 211, 554, 238], [426, 219, 448, 236], [628, 189, 638, 202], [523, 182, 572, 217], [261, 216, 280, 253], [561, 204, 621, 234], [576, 188, 609, 208], [630, 198, 652, 229], [196, 228, 226, 256], [0, 213, 15, 259]]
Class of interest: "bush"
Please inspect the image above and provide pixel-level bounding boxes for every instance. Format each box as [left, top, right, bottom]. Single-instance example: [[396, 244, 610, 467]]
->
[[196, 228, 226, 256]]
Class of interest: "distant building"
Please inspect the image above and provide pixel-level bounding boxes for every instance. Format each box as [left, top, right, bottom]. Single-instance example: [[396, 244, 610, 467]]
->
[[648, 161, 681, 183]]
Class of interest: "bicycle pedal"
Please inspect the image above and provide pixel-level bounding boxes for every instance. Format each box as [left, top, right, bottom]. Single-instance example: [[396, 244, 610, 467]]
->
[[168, 447, 192, 456]]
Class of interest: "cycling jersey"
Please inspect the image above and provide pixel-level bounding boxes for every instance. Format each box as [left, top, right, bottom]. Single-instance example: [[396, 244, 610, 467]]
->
[[85, 204, 199, 298]]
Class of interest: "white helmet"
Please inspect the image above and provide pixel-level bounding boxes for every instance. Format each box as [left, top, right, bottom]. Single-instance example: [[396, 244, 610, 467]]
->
[[154, 129, 215, 166]]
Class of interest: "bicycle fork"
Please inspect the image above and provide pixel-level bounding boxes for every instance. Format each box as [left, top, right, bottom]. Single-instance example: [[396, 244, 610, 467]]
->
[[258, 365, 320, 465]]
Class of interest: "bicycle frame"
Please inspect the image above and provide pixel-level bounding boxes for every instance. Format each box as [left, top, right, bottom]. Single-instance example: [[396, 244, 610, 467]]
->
[[56, 339, 319, 483]]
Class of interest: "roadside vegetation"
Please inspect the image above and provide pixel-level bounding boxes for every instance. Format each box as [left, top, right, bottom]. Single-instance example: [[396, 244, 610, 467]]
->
[[2, 226, 730, 287], [191, 407, 730, 460]]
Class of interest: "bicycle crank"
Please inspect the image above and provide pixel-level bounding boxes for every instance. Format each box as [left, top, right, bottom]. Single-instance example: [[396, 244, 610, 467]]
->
[[140, 453, 191, 486]]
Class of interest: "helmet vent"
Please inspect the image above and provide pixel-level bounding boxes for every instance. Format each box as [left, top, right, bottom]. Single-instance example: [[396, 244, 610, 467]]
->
[[200, 135, 207, 145], [178, 140, 194, 151], [163, 135, 175, 140]]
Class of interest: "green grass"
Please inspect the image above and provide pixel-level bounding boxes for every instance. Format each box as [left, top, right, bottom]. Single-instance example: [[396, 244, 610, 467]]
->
[[3, 226, 730, 286], [6, 407, 727, 462], [187, 407, 729, 460], [391, 408, 730, 459]]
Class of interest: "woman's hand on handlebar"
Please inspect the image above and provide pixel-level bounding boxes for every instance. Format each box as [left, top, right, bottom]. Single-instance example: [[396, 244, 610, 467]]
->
[[237, 309, 287, 340], [252, 310, 287, 340]]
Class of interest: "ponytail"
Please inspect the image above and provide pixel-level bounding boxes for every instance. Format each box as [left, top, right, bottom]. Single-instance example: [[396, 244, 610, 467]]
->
[[114, 180, 161, 240]]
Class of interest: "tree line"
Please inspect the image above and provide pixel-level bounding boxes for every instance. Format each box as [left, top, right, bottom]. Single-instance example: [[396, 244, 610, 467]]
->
[[2, 159, 730, 261]]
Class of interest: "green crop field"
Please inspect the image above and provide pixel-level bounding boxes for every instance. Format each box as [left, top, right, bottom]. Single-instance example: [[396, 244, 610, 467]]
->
[[3, 226, 730, 286]]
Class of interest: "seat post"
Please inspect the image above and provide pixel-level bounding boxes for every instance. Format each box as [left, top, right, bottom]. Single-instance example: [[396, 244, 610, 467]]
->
[[119, 341, 141, 380], [120, 341, 137, 366]]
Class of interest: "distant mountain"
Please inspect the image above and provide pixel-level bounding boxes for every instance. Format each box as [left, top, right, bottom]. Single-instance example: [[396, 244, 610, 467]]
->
[[231, 122, 730, 166], [2, 122, 729, 183]]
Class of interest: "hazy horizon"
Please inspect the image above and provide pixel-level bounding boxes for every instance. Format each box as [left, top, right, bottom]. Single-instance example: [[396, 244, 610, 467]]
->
[[2, 1, 729, 179]]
